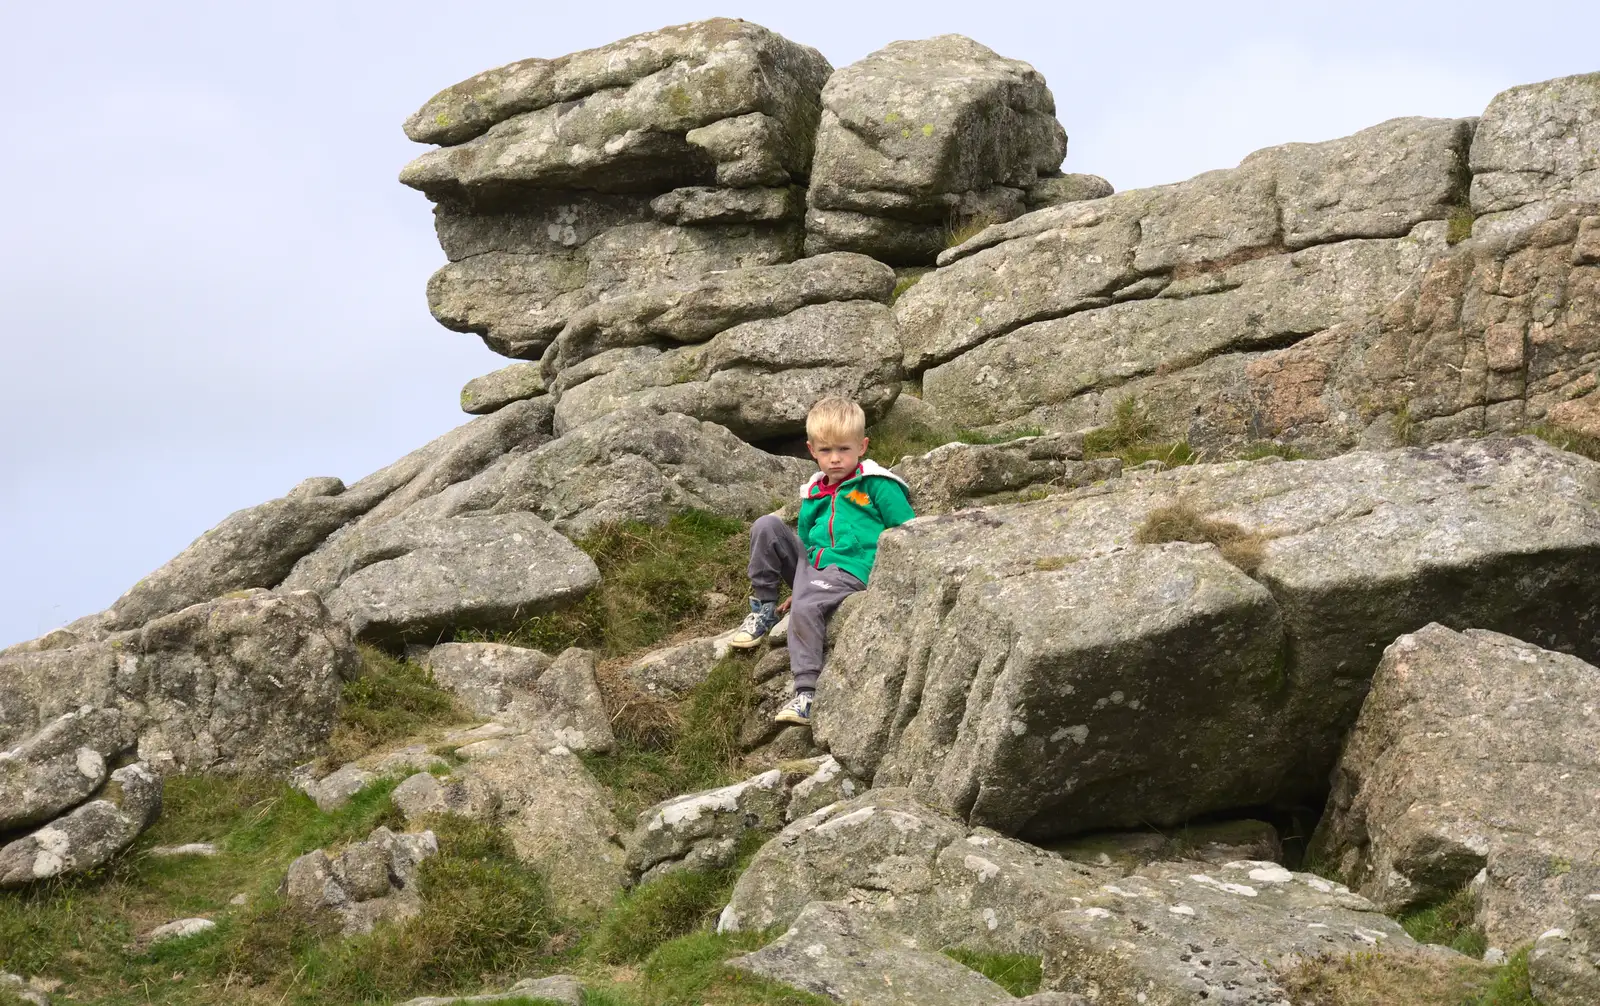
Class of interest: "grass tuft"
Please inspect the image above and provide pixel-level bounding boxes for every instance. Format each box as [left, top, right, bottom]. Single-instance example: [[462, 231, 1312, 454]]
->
[[1083, 397, 1196, 468], [1136, 500, 1269, 574], [465, 511, 749, 660], [1523, 422, 1600, 462], [1278, 949, 1511, 1006], [1400, 885, 1487, 957], [943, 949, 1043, 996], [1447, 205, 1476, 245], [325, 646, 467, 765], [889, 269, 929, 303]]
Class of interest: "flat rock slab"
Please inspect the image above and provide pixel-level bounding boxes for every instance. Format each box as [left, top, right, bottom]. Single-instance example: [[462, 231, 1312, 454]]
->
[[281, 512, 598, 643], [460, 362, 545, 415], [723, 789, 1111, 956], [1312, 624, 1600, 952], [729, 900, 1016, 1006], [1040, 860, 1423, 1004], [424, 642, 553, 716], [816, 438, 1600, 840]]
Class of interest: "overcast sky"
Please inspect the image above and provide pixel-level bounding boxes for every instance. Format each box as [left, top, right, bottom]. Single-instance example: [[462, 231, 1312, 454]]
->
[[3, 1, 1596, 647]]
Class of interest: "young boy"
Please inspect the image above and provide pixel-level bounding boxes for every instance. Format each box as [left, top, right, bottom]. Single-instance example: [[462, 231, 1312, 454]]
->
[[728, 396, 916, 725]]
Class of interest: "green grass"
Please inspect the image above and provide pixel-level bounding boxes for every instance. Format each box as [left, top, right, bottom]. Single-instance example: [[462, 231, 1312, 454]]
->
[[587, 831, 767, 965], [326, 645, 469, 765], [581, 654, 759, 823], [943, 949, 1043, 996], [1083, 397, 1196, 468], [1471, 948, 1536, 1005], [583, 930, 832, 1006], [864, 412, 1046, 468], [1278, 949, 1511, 1006], [1447, 205, 1476, 245], [1400, 886, 1488, 958], [1523, 422, 1600, 462], [890, 269, 929, 303], [462, 511, 750, 660]]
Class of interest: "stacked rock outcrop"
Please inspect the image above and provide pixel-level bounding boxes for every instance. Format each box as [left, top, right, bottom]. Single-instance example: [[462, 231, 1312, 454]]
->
[[804, 35, 1070, 265], [400, 19, 831, 361]]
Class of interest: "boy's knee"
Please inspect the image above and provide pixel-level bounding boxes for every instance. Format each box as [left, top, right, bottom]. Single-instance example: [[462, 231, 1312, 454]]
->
[[752, 513, 788, 539]]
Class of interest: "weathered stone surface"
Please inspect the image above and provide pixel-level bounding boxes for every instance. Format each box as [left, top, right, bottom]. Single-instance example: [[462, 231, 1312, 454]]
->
[[0, 763, 161, 888], [1026, 173, 1114, 208], [98, 398, 553, 633], [901, 116, 1471, 374], [450, 739, 625, 915], [815, 438, 1600, 840], [145, 918, 216, 944], [785, 755, 865, 822], [723, 789, 1110, 955], [398, 408, 812, 537], [1039, 860, 1423, 1004], [624, 632, 735, 700], [1530, 926, 1600, 1006], [280, 512, 598, 643], [1311, 624, 1600, 953], [651, 185, 804, 225], [729, 900, 1016, 1006], [396, 975, 585, 1006], [920, 230, 1446, 431], [147, 842, 218, 858], [401, 20, 830, 193], [427, 219, 801, 360], [0, 591, 356, 775], [0, 973, 49, 1006], [550, 300, 903, 439], [625, 767, 796, 884], [496, 647, 615, 754], [890, 434, 1120, 514], [391, 770, 500, 822], [542, 252, 895, 378], [282, 826, 437, 935], [1471, 73, 1600, 234], [1050, 820, 1283, 873], [460, 362, 545, 415], [806, 36, 1067, 265], [425, 642, 553, 716], [295, 762, 377, 813], [0, 707, 131, 832]]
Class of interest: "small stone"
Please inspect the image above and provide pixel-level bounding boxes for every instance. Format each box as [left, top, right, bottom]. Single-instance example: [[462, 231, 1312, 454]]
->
[[146, 843, 219, 858], [145, 918, 216, 944]]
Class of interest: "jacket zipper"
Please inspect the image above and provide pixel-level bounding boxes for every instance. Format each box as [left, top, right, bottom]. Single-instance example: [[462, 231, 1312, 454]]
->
[[813, 466, 859, 570]]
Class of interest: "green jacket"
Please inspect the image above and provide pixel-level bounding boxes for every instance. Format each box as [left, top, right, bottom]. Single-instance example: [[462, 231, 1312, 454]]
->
[[797, 460, 916, 585]]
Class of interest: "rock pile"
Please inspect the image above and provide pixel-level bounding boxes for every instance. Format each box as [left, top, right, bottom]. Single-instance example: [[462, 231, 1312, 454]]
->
[[282, 826, 439, 935]]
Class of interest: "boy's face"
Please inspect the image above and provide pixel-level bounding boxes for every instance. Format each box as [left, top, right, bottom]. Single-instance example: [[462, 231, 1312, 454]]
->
[[808, 436, 868, 484]]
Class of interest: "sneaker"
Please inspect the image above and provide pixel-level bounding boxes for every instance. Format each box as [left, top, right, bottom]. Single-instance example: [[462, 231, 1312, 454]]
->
[[728, 598, 780, 649], [774, 691, 813, 725]]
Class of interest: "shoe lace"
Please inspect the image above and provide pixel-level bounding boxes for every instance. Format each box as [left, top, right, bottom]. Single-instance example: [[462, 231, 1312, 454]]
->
[[738, 609, 766, 634]]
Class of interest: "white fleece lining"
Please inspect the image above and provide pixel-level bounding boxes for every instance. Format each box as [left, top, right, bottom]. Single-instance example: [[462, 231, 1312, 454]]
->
[[798, 459, 911, 498]]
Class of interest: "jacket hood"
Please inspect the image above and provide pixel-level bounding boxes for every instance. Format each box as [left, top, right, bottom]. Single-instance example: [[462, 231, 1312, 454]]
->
[[800, 459, 911, 498]]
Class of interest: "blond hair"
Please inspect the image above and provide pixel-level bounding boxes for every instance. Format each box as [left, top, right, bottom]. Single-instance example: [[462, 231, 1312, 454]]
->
[[805, 396, 866, 444]]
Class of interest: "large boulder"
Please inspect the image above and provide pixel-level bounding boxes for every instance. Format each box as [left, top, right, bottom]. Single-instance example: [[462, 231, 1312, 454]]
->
[[722, 789, 1111, 955], [402, 19, 831, 359], [1038, 859, 1427, 1003], [815, 438, 1600, 840], [423, 641, 553, 716], [1311, 625, 1600, 958], [278, 512, 599, 644], [0, 763, 161, 888], [805, 36, 1067, 265], [728, 900, 1018, 1006], [1471, 72, 1600, 235], [459, 362, 545, 415], [0, 590, 356, 775]]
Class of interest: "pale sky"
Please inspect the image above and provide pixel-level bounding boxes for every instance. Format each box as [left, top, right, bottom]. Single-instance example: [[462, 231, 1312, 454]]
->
[[3, 1, 1596, 647]]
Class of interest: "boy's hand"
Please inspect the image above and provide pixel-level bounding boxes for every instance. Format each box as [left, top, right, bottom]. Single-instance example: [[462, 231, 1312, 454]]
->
[[777, 598, 792, 615]]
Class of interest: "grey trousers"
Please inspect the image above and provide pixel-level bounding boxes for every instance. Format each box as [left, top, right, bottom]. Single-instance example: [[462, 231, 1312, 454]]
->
[[748, 513, 865, 691]]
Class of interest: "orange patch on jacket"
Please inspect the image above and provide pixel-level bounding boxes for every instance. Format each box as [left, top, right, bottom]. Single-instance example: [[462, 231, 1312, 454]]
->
[[845, 489, 872, 507]]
